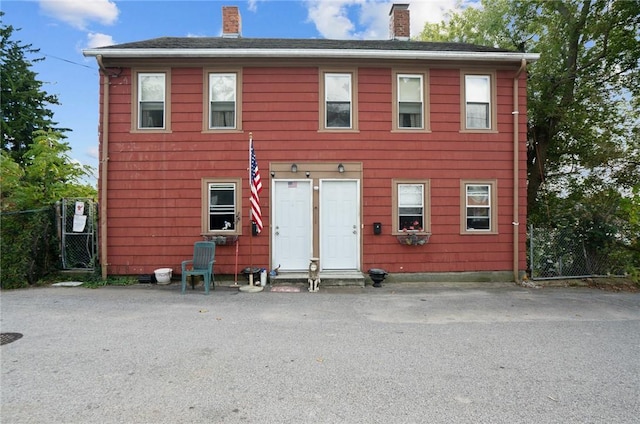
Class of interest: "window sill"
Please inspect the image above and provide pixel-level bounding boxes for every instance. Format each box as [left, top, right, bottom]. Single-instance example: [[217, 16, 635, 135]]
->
[[202, 128, 243, 134], [459, 129, 499, 134], [391, 128, 432, 133], [318, 128, 360, 133], [130, 128, 172, 134]]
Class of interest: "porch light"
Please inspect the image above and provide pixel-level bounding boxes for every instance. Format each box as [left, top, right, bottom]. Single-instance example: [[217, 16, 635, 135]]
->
[[291, 163, 298, 173], [270, 171, 275, 178], [337, 163, 345, 173]]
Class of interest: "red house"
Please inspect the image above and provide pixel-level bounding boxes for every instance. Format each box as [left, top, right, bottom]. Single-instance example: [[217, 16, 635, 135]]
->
[[83, 5, 539, 285]]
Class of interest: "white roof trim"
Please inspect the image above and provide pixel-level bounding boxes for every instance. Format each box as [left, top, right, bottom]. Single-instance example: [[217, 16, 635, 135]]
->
[[83, 48, 540, 62]]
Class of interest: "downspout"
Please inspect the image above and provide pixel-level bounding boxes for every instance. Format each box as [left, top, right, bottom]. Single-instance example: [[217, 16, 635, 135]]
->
[[96, 55, 110, 280], [512, 58, 527, 282]]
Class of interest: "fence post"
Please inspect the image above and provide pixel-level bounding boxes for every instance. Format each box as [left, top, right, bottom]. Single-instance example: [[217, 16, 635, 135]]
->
[[529, 224, 534, 278]]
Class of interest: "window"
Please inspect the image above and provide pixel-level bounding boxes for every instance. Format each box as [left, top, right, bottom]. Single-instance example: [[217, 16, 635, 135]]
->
[[209, 73, 237, 129], [202, 178, 242, 235], [397, 73, 424, 129], [320, 70, 358, 131], [138, 73, 165, 129], [461, 180, 497, 234], [461, 71, 496, 131], [392, 180, 431, 234], [325, 73, 351, 128], [133, 70, 170, 132]]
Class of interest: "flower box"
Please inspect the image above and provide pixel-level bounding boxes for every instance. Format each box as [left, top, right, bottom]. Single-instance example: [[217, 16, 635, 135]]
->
[[203, 235, 238, 245], [396, 232, 431, 246]]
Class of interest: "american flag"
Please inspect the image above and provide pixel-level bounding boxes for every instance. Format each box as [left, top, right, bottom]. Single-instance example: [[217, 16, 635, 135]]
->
[[250, 138, 263, 233]]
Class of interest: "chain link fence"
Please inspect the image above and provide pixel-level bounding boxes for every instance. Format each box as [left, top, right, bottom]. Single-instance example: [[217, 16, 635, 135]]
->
[[528, 225, 627, 280], [60, 198, 98, 270]]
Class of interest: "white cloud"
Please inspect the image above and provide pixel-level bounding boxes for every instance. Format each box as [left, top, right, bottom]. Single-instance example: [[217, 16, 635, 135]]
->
[[86, 32, 115, 48], [87, 145, 100, 160], [305, 0, 465, 40], [408, 0, 469, 35], [306, 0, 358, 39], [247, 0, 259, 13], [39, 0, 119, 30]]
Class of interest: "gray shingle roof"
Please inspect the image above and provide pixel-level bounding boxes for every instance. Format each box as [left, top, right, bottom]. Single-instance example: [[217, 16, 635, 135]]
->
[[94, 37, 515, 53]]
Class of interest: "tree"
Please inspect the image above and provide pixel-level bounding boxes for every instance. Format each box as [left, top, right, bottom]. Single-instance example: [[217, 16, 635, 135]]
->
[[0, 12, 64, 163], [418, 0, 640, 220], [0, 13, 96, 288], [418, 0, 640, 275], [1, 130, 96, 211]]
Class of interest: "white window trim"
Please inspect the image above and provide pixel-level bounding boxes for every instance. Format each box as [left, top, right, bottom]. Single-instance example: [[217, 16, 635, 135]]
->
[[393, 71, 429, 131], [392, 179, 431, 235], [460, 70, 497, 133], [203, 68, 243, 133], [132, 69, 171, 133], [460, 179, 498, 234], [201, 177, 243, 236], [319, 69, 359, 132]]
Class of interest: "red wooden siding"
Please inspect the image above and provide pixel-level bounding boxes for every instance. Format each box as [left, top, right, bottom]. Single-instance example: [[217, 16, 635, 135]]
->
[[99, 63, 528, 277]]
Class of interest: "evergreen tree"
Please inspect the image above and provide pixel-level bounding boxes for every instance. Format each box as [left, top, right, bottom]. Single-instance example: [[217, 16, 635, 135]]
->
[[1, 12, 63, 163]]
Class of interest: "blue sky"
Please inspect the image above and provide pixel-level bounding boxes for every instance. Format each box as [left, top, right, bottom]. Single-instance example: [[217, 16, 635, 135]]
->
[[2, 0, 465, 183]]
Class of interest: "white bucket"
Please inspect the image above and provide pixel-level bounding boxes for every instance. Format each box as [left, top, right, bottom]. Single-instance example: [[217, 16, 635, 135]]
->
[[154, 268, 173, 284]]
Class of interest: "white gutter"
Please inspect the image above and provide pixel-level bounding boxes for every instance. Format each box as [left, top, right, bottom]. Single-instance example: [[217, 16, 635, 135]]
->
[[83, 48, 539, 62]]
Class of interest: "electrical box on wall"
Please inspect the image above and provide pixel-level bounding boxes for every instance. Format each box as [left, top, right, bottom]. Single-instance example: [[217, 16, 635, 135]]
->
[[373, 222, 382, 235]]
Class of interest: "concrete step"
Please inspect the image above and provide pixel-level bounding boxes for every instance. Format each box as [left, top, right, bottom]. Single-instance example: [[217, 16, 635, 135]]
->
[[271, 271, 365, 287]]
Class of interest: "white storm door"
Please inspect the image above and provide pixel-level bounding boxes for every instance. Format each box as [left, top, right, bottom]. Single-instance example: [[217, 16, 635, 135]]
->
[[320, 180, 359, 270], [272, 180, 312, 271]]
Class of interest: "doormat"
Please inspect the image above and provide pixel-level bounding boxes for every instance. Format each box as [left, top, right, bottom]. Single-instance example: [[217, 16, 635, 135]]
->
[[1, 333, 23, 345], [270, 286, 301, 293]]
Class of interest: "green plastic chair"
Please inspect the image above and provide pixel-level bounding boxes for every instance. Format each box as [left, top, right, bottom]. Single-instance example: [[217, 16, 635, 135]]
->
[[181, 242, 216, 294]]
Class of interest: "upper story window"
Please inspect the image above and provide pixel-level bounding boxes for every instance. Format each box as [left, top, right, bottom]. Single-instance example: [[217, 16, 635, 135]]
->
[[392, 180, 431, 235], [397, 73, 424, 129], [325, 73, 351, 128], [133, 69, 171, 132], [461, 71, 497, 132], [320, 69, 358, 131], [209, 73, 237, 129], [202, 178, 242, 235], [138, 73, 165, 129], [461, 180, 498, 234]]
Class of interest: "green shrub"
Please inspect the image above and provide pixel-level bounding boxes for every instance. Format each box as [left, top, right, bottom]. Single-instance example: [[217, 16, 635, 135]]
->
[[1, 206, 58, 289]]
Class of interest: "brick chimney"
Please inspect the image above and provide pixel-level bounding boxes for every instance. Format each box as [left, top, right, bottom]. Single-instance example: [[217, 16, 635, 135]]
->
[[222, 6, 241, 38], [389, 4, 410, 41]]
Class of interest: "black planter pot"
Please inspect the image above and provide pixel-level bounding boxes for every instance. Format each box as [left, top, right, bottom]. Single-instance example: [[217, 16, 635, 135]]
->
[[368, 268, 388, 287], [242, 267, 261, 283]]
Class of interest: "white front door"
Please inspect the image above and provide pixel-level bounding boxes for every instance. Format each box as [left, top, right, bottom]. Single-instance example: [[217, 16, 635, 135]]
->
[[320, 180, 359, 270], [272, 180, 312, 271]]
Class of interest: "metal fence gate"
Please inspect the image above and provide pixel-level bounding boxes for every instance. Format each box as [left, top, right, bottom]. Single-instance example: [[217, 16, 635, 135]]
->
[[60, 198, 97, 270], [528, 224, 626, 280]]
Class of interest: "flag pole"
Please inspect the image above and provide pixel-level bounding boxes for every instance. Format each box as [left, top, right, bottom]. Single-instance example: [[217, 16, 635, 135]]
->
[[240, 132, 263, 293], [248, 132, 254, 287]]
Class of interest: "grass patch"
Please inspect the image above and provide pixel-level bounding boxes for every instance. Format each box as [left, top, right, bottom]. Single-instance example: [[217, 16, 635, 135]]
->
[[82, 275, 138, 288], [37, 271, 137, 289]]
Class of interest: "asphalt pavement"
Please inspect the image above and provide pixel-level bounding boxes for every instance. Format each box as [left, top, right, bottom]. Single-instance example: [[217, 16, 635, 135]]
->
[[1, 281, 639, 423]]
